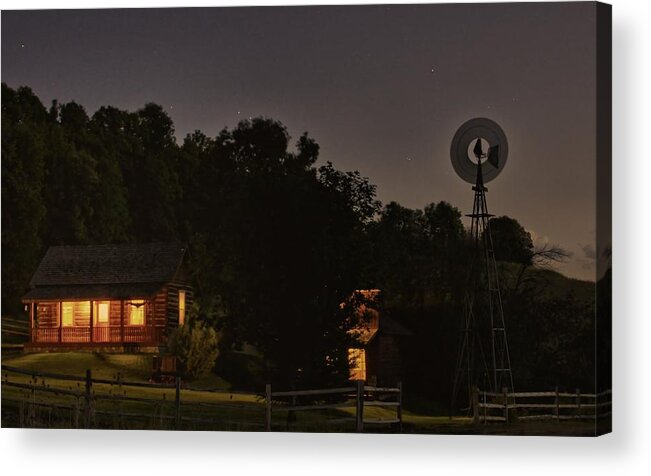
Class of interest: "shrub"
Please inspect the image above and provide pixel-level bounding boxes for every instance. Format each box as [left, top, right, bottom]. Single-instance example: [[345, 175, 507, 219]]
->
[[167, 319, 219, 379]]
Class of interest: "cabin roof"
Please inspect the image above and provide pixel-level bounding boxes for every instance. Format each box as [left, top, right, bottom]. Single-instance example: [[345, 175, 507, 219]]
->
[[23, 242, 187, 301], [22, 283, 164, 301], [379, 315, 413, 336]]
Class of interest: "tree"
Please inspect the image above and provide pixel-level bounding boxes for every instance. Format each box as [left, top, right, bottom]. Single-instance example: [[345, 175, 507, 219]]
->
[[127, 103, 181, 241], [186, 119, 379, 388], [486, 216, 534, 265], [57, 101, 130, 244], [1, 84, 48, 314], [167, 308, 220, 379], [365, 201, 466, 306]]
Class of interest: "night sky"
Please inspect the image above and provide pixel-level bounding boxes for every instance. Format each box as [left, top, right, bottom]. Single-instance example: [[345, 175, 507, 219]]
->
[[1, 3, 600, 281]]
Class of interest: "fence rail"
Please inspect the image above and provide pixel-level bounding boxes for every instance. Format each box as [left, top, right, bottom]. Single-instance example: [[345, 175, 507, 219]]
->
[[1, 364, 261, 430], [265, 380, 402, 432], [472, 386, 612, 424], [1, 316, 30, 337], [1, 364, 401, 432]]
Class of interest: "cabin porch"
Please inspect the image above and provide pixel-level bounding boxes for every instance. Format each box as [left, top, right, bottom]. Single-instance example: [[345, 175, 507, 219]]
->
[[25, 299, 167, 348]]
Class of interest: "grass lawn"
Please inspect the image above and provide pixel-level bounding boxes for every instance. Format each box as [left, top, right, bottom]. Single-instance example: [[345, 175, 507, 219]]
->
[[1, 352, 603, 435]]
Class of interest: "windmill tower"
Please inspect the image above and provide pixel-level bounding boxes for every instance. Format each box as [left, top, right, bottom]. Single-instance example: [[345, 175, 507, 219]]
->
[[449, 118, 514, 412]]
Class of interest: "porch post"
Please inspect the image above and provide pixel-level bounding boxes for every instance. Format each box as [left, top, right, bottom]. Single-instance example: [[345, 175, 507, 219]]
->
[[29, 302, 35, 343], [120, 300, 125, 343], [89, 300, 94, 343], [58, 301, 63, 343], [149, 300, 154, 343]]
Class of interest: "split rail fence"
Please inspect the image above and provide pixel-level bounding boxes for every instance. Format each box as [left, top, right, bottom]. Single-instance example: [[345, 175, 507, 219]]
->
[[1, 364, 264, 430], [265, 380, 402, 432], [472, 386, 612, 424], [1, 364, 401, 431], [1, 316, 29, 339]]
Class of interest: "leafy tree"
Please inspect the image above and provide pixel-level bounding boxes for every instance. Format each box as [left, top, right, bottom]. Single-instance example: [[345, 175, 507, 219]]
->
[[366, 201, 466, 306], [40, 118, 98, 245], [186, 118, 379, 388], [127, 103, 181, 241], [167, 308, 220, 379], [486, 216, 534, 265], [1, 85, 48, 314]]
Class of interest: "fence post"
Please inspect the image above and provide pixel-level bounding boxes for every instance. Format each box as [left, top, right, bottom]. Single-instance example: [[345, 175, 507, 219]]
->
[[74, 396, 80, 429], [397, 381, 403, 432], [84, 369, 92, 428], [502, 387, 509, 425], [355, 379, 364, 433], [175, 376, 181, 430], [555, 386, 560, 422], [472, 385, 479, 425], [576, 388, 581, 419], [29, 375, 36, 427], [265, 383, 272, 431]]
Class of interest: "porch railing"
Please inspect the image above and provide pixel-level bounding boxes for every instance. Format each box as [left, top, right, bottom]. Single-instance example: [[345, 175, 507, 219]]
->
[[33, 326, 163, 345]]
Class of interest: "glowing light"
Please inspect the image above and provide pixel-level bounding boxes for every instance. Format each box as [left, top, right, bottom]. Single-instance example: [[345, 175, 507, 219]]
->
[[62, 302, 74, 327], [128, 300, 145, 325], [96, 301, 109, 324], [178, 290, 186, 325], [348, 348, 366, 381]]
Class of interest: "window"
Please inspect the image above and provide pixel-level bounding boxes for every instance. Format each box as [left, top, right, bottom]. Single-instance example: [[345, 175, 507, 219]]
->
[[178, 290, 186, 326], [128, 300, 145, 326], [76, 301, 91, 326], [61, 302, 74, 327], [95, 301, 110, 325], [348, 348, 367, 381]]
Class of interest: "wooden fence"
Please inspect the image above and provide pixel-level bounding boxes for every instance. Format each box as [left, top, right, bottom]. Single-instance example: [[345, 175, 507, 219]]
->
[[1, 364, 264, 430], [472, 386, 612, 424], [1, 316, 29, 339], [1, 364, 401, 432], [265, 380, 402, 432]]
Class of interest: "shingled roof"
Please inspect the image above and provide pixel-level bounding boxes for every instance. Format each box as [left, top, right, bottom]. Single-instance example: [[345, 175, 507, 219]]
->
[[22, 242, 187, 301]]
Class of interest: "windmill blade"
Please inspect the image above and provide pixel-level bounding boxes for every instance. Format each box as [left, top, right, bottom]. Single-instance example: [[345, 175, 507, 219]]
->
[[487, 145, 500, 168], [449, 118, 509, 184]]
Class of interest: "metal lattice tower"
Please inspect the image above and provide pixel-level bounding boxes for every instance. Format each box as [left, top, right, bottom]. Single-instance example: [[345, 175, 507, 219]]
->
[[448, 119, 514, 412]]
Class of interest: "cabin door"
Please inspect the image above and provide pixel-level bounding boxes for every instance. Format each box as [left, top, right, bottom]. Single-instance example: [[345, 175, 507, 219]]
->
[[93, 301, 110, 342]]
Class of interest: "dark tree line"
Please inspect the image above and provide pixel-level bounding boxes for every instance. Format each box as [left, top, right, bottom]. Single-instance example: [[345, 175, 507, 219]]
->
[[2, 84, 597, 396], [2, 84, 379, 389]]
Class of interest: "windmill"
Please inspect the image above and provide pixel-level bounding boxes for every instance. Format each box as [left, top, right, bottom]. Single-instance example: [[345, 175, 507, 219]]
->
[[449, 118, 514, 412]]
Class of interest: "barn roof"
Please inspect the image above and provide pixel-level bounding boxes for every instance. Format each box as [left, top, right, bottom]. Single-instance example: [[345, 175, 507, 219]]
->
[[23, 242, 187, 301]]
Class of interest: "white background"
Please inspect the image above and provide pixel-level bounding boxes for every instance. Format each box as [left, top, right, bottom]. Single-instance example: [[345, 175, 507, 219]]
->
[[1, 0, 649, 474]]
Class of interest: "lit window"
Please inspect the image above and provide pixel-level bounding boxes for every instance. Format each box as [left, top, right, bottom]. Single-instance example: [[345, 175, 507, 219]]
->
[[62, 302, 74, 327], [129, 300, 145, 325], [96, 301, 110, 325], [348, 348, 367, 381], [76, 301, 91, 326], [178, 290, 186, 325]]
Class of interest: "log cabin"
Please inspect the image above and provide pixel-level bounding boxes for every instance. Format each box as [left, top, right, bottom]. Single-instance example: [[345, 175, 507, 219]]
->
[[22, 242, 192, 352], [348, 290, 412, 386]]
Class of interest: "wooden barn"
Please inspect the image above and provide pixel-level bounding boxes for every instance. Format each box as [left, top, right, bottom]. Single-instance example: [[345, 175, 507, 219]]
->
[[22, 242, 192, 352], [348, 290, 412, 386]]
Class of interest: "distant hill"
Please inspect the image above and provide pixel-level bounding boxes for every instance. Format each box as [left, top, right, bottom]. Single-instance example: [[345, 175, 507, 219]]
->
[[498, 263, 595, 304]]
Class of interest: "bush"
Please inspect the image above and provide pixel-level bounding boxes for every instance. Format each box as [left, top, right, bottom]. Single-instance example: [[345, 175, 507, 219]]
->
[[167, 320, 219, 379]]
